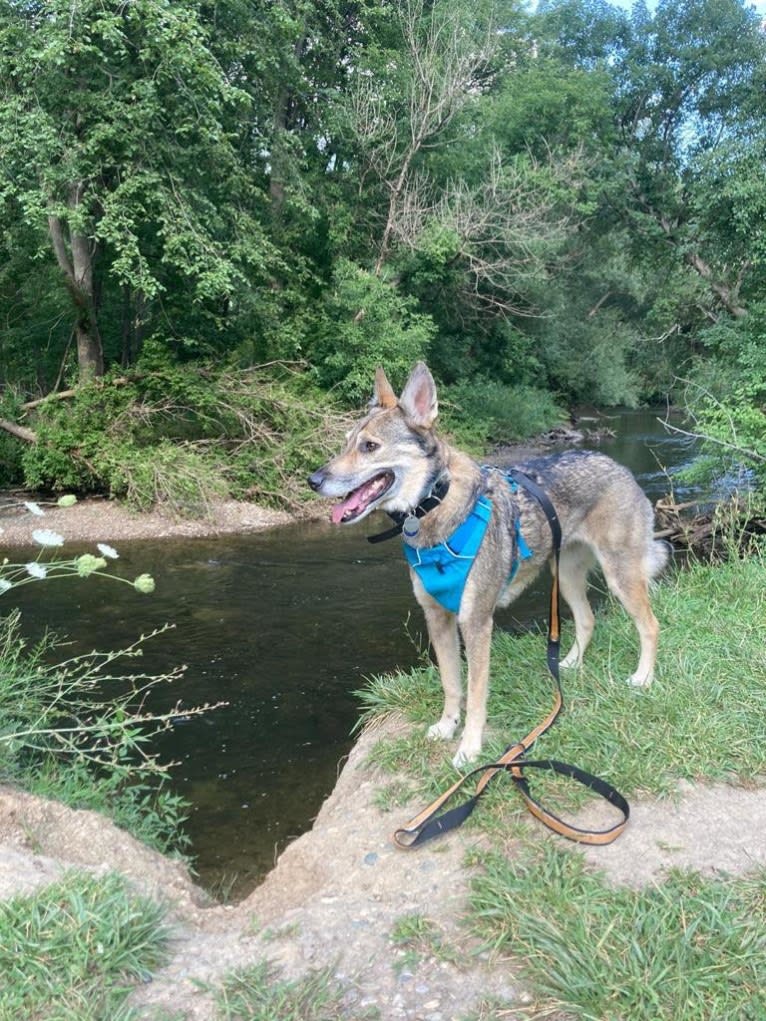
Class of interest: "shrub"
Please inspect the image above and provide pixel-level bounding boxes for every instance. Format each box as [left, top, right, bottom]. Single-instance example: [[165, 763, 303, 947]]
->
[[440, 377, 565, 450], [18, 364, 353, 514], [310, 259, 435, 405]]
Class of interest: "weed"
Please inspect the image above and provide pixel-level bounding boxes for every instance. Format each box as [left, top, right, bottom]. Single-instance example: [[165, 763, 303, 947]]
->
[[469, 845, 766, 1020], [390, 913, 460, 974]]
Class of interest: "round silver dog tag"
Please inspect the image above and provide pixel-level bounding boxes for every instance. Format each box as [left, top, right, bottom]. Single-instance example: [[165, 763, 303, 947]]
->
[[402, 514, 420, 541]]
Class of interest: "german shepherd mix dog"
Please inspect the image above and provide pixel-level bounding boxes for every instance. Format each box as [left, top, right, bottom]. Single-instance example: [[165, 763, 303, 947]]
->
[[309, 363, 667, 768]]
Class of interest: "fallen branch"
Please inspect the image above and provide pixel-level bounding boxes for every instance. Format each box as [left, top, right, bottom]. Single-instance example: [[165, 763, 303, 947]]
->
[[21, 376, 131, 410], [0, 418, 37, 443]]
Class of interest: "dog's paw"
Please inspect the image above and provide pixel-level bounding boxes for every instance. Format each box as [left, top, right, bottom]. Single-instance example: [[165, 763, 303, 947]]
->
[[427, 717, 458, 742], [452, 741, 481, 770], [626, 671, 654, 689], [560, 649, 582, 670]]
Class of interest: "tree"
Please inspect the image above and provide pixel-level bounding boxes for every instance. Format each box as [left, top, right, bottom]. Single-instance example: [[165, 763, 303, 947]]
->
[[347, 0, 497, 276], [612, 0, 766, 319], [0, 0, 271, 381]]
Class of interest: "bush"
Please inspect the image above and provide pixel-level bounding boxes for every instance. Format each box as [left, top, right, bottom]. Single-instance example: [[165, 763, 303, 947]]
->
[[440, 377, 565, 451], [19, 364, 353, 514], [310, 259, 435, 405], [0, 610, 203, 854]]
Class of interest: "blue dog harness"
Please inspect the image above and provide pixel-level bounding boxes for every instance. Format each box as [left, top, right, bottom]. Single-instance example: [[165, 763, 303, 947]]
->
[[403, 475, 533, 614]]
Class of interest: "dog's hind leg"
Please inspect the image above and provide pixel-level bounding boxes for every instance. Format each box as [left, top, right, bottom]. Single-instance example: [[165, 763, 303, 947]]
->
[[558, 543, 597, 669], [422, 602, 463, 742], [597, 550, 659, 687]]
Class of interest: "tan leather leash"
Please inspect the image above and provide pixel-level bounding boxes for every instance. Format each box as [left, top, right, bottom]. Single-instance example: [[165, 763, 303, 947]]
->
[[393, 468, 630, 850]]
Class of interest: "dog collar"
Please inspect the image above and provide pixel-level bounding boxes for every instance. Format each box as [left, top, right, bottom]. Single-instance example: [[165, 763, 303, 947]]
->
[[366, 476, 450, 545]]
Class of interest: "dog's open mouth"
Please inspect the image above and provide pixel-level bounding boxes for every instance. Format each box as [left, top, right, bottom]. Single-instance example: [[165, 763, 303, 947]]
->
[[331, 471, 395, 524]]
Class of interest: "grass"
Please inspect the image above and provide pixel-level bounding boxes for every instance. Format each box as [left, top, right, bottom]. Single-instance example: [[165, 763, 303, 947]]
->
[[0, 871, 167, 1021], [359, 555, 766, 816], [469, 845, 766, 1020], [214, 960, 378, 1021], [389, 912, 460, 976], [357, 552, 766, 1019]]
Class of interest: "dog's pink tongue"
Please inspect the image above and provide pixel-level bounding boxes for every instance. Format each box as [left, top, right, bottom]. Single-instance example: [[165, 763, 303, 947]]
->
[[331, 491, 364, 525]]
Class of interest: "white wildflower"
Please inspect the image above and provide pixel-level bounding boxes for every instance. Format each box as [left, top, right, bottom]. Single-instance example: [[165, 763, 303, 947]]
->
[[0, 579, 12, 594], [133, 573, 155, 594], [24, 501, 45, 516], [76, 554, 107, 577], [96, 543, 119, 559], [32, 529, 65, 548], [25, 562, 48, 579]]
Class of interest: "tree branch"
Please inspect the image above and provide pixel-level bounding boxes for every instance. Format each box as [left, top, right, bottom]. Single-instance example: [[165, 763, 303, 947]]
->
[[0, 418, 37, 443]]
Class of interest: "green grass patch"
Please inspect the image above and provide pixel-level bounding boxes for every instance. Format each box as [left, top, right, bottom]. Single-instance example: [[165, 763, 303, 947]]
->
[[469, 845, 766, 1020], [0, 871, 167, 1020], [359, 554, 766, 1019], [214, 960, 377, 1021], [359, 556, 766, 817]]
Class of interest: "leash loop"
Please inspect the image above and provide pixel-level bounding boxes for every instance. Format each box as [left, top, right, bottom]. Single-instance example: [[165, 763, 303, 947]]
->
[[392, 468, 630, 850]]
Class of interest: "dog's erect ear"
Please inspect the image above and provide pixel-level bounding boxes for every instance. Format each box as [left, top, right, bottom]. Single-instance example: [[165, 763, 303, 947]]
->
[[372, 366, 398, 409], [398, 362, 438, 428]]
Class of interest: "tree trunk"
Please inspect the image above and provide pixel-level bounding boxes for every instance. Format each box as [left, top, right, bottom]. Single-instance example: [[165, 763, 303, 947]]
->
[[47, 183, 105, 380]]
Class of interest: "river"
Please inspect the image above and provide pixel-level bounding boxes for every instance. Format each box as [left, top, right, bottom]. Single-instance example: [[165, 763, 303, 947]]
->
[[10, 408, 700, 896]]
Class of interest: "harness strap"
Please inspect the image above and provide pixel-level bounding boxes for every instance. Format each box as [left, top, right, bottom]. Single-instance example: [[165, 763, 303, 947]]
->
[[392, 468, 630, 850]]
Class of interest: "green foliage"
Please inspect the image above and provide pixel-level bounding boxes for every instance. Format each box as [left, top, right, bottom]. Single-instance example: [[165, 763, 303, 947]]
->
[[18, 364, 352, 513], [1, 0, 766, 466], [0, 872, 167, 1020], [470, 845, 766, 1020], [685, 303, 766, 488], [538, 308, 642, 407], [215, 960, 370, 1021], [440, 378, 565, 450], [311, 259, 435, 405]]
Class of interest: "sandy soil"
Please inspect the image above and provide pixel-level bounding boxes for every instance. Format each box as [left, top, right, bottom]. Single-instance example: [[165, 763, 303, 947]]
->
[[0, 494, 298, 548], [2, 716, 765, 1021]]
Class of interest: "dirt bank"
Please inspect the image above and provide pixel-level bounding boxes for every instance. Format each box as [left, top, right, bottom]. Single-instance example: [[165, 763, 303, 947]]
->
[[0, 494, 302, 548], [2, 716, 765, 1021]]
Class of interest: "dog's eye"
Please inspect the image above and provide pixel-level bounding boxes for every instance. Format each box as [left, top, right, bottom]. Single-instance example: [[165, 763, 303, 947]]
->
[[360, 439, 379, 454]]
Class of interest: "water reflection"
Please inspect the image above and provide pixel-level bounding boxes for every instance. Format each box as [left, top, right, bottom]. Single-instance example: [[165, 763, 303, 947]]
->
[[9, 408, 700, 895]]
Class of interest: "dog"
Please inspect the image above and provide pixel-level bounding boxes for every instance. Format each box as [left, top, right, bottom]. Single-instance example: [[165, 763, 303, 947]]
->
[[309, 362, 668, 768]]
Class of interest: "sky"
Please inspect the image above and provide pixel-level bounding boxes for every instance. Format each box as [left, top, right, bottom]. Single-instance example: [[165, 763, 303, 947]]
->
[[606, 0, 766, 12]]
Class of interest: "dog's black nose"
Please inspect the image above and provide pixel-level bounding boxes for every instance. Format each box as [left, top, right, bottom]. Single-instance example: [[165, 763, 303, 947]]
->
[[307, 470, 325, 492]]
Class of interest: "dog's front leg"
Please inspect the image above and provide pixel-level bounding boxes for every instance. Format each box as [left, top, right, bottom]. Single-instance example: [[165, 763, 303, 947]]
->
[[421, 601, 463, 742], [454, 615, 494, 768]]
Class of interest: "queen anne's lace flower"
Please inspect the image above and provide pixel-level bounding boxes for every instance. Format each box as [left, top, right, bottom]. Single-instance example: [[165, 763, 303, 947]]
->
[[133, 574, 155, 594], [97, 543, 119, 559], [25, 562, 48, 579], [32, 529, 65, 547], [24, 501, 44, 516], [76, 554, 107, 577], [0, 579, 12, 594]]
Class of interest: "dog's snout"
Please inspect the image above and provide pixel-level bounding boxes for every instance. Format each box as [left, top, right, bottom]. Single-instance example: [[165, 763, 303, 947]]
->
[[307, 469, 325, 492]]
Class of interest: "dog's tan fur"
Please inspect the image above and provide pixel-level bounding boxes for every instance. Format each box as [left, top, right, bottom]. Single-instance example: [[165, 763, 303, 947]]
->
[[309, 363, 667, 767]]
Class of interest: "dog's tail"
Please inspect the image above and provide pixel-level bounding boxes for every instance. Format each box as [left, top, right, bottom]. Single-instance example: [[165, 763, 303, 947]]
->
[[646, 538, 672, 580]]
